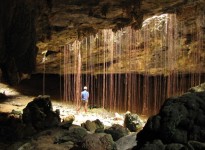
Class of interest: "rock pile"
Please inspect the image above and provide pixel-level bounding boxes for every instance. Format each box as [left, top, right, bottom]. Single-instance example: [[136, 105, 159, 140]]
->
[[0, 94, 146, 149]]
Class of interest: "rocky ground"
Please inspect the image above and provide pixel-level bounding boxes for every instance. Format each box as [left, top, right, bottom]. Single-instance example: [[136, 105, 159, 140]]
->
[[0, 82, 146, 150], [2, 81, 204, 150], [0, 83, 146, 127]]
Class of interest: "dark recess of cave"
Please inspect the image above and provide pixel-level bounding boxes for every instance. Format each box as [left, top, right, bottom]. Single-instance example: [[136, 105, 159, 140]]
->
[[13, 73, 205, 116]]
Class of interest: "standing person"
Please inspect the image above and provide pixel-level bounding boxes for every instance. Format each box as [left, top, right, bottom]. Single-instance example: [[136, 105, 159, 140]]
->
[[77, 86, 89, 113]]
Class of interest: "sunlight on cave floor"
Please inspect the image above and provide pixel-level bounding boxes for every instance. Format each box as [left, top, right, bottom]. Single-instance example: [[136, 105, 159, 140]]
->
[[0, 83, 147, 127]]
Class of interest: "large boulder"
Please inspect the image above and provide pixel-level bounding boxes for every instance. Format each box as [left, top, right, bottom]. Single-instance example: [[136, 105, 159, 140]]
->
[[133, 91, 205, 150], [22, 95, 60, 130]]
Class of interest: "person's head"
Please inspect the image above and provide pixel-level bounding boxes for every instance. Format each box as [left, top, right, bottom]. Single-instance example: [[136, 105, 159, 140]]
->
[[83, 86, 87, 90]]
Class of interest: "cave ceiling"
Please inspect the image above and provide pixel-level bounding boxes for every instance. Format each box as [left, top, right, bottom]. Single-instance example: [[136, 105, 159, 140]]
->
[[0, 0, 205, 84], [36, 0, 192, 50]]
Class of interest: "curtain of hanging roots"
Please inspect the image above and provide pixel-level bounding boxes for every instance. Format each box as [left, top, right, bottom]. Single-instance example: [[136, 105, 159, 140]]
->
[[62, 13, 205, 116]]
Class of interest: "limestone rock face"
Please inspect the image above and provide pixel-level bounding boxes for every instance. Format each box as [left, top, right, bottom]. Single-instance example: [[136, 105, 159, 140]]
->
[[0, 0, 205, 84]]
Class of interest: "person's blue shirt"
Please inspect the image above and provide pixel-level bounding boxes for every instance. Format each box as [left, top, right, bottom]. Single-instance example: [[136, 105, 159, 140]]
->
[[81, 90, 89, 101]]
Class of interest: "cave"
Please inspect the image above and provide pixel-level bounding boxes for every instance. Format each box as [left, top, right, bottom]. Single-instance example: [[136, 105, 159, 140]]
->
[[0, 0, 205, 150]]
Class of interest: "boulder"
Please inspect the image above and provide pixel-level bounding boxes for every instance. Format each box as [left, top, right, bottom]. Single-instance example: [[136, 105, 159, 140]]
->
[[60, 114, 75, 129], [22, 95, 60, 130], [63, 114, 75, 124], [134, 91, 205, 150], [55, 126, 88, 144], [82, 133, 117, 150], [104, 124, 129, 141], [115, 132, 137, 150], [81, 119, 104, 133], [81, 120, 96, 133], [124, 111, 143, 132]]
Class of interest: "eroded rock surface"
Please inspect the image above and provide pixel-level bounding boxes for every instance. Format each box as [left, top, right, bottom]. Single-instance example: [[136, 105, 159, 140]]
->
[[133, 90, 205, 150]]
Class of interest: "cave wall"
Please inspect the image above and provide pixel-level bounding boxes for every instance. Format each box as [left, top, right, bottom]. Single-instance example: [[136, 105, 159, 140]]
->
[[35, 0, 205, 75], [0, 0, 205, 84], [0, 0, 38, 84]]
